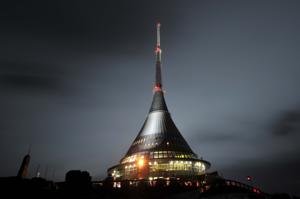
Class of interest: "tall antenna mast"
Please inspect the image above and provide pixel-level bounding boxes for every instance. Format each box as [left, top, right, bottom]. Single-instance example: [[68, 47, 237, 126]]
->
[[154, 22, 162, 91], [156, 22, 161, 48]]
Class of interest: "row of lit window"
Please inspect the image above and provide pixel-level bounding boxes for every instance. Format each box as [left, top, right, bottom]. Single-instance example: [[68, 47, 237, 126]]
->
[[122, 160, 205, 169], [150, 163, 191, 171], [122, 151, 196, 164], [131, 133, 170, 146], [132, 138, 147, 145], [193, 162, 206, 172], [143, 140, 193, 149], [121, 152, 148, 164], [111, 170, 121, 178], [144, 142, 159, 147], [148, 161, 205, 173], [121, 155, 137, 164], [113, 161, 206, 179], [124, 164, 138, 174], [150, 151, 196, 159], [124, 164, 138, 176], [122, 151, 197, 164], [131, 134, 185, 147], [125, 164, 136, 169]]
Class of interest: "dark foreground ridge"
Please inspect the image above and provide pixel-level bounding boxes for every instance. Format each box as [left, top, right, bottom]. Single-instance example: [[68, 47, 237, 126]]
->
[[1, 170, 298, 199]]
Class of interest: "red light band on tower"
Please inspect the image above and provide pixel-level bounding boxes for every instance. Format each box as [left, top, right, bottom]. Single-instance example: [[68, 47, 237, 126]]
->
[[155, 47, 161, 53], [154, 84, 162, 92]]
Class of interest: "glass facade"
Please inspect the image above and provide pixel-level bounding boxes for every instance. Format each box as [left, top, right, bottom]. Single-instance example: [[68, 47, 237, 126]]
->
[[149, 151, 197, 159], [121, 151, 198, 164], [108, 151, 209, 180]]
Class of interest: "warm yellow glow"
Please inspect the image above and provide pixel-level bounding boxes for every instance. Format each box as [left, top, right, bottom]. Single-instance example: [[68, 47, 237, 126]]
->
[[138, 159, 144, 168]]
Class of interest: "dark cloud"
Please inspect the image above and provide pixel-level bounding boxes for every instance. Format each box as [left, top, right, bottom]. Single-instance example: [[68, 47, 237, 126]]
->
[[272, 111, 300, 136], [0, 61, 62, 93], [0, 0, 181, 51], [221, 155, 300, 195], [0, 74, 60, 92], [191, 130, 238, 143]]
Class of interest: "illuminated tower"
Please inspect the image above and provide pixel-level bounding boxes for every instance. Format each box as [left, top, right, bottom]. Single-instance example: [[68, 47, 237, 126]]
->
[[107, 23, 210, 180], [17, 146, 31, 178]]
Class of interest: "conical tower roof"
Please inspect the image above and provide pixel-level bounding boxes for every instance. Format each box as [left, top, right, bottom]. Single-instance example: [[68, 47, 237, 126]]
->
[[125, 23, 196, 157]]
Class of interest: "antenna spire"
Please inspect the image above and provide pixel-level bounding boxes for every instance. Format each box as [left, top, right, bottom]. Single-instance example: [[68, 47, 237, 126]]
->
[[154, 22, 162, 91], [156, 22, 161, 48]]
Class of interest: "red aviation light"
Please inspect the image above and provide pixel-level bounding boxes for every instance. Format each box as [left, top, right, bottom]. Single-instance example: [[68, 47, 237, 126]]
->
[[154, 84, 162, 92], [247, 175, 252, 181], [155, 47, 161, 53]]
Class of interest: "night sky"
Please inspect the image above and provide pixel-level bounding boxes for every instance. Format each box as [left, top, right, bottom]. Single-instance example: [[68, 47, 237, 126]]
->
[[1, 0, 300, 195]]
